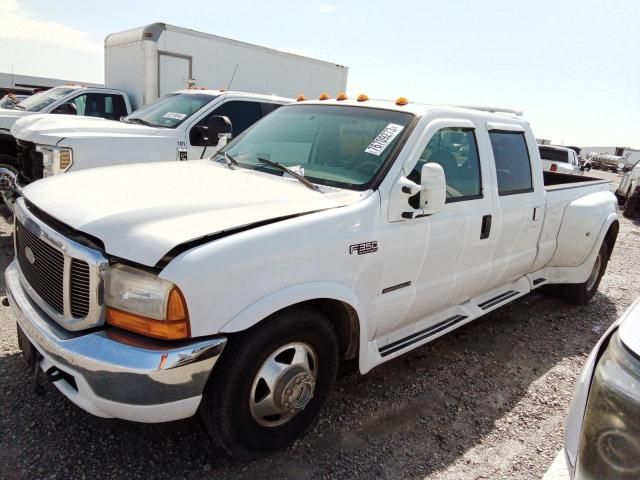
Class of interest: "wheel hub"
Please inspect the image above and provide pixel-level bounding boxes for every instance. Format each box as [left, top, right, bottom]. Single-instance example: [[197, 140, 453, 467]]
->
[[275, 367, 315, 413]]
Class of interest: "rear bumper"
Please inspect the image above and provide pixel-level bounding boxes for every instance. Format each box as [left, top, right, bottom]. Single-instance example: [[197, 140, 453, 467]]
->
[[6, 261, 227, 422]]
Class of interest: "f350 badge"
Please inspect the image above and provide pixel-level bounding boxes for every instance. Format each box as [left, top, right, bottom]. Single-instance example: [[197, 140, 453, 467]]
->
[[349, 241, 378, 255]]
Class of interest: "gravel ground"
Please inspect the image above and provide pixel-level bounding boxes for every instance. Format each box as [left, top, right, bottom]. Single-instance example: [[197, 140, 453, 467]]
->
[[1, 170, 638, 480]]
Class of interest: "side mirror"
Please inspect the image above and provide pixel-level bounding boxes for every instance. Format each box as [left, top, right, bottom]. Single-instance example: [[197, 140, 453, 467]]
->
[[207, 115, 232, 147], [419, 163, 447, 215], [52, 102, 77, 115], [387, 163, 446, 222]]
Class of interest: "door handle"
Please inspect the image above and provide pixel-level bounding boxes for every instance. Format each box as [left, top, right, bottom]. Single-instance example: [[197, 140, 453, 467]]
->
[[480, 214, 492, 239]]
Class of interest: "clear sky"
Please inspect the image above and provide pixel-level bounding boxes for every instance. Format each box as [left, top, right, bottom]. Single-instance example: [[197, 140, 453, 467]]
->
[[0, 0, 638, 147]]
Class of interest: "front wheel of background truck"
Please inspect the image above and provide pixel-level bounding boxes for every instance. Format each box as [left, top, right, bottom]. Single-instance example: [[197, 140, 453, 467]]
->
[[199, 306, 339, 459], [0, 158, 18, 206], [562, 241, 608, 305]]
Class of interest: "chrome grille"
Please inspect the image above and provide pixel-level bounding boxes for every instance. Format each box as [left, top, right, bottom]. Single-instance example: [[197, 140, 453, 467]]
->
[[13, 198, 107, 331], [16, 221, 64, 313], [70, 259, 90, 318]]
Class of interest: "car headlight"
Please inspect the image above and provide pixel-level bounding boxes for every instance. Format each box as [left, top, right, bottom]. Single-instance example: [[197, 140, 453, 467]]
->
[[105, 264, 190, 340], [35, 145, 73, 177], [575, 331, 640, 479]]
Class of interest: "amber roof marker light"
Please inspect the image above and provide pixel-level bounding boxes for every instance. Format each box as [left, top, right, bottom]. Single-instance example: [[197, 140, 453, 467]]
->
[[336, 92, 348, 101], [396, 97, 409, 106], [296, 94, 306, 101], [318, 92, 330, 100], [357, 94, 369, 102]]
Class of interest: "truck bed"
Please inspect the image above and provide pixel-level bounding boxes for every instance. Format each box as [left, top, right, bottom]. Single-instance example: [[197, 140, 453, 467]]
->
[[543, 171, 610, 189]]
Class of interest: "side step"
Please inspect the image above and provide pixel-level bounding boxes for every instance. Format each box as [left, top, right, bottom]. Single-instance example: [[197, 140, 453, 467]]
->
[[379, 314, 468, 357], [478, 290, 519, 310]]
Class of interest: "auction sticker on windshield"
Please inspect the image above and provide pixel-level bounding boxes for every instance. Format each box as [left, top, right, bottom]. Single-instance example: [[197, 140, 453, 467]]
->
[[163, 112, 187, 120], [365, 123, 404, 156]]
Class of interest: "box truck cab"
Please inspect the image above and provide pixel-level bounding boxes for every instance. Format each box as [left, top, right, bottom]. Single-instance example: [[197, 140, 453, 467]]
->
[[9, 89, 291, 184], [0, 85, 132, 168]]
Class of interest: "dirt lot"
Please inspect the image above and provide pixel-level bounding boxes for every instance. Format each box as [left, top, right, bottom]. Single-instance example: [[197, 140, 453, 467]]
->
[[1, 170, 638, 480]]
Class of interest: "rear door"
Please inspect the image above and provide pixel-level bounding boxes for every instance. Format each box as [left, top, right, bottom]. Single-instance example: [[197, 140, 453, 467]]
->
[[485, 125, 545, 288], [159, 52, 192, 97]]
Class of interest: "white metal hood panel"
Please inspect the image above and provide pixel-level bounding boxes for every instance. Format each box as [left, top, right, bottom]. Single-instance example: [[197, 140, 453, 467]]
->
[[12, 114, 160, 144], [23, 160, 353, 266]]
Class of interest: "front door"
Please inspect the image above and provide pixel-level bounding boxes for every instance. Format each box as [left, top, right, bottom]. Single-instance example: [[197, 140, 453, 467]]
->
[[375, 119, 497, 337]]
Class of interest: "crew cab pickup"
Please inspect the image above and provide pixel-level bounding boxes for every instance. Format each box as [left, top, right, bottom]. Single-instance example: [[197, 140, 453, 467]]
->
[[0, 86, 132, 168], [9, 90, 291, 184], [4, 97, 619, 459]]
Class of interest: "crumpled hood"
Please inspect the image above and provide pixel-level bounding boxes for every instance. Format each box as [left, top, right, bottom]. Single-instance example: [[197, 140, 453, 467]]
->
[[618, 297, 640, 357], [0, 108, 32, 132], [23, 160, 355, 266], [12, 114, 160, 145]]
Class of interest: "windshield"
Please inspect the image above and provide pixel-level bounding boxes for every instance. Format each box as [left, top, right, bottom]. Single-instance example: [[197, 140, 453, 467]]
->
[[18, 87, 75, 112], [539, 146, 569, 163], [220, 104, 414, 190], [123, 93, 217, 128]]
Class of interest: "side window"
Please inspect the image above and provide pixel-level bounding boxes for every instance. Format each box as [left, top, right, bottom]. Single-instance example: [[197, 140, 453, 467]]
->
[[409, 127, 482, 206], [261, 102, 281, 116], [489, 131, 533, 195], [71, 94, 87, 115], [190, 100, 263, 146]]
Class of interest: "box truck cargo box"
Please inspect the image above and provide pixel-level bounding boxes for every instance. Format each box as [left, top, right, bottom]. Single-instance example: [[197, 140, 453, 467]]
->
[[105, 23, 348, 109]]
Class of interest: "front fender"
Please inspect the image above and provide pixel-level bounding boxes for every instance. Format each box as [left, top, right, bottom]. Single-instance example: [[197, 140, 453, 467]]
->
[[221, 282, 364, 333]]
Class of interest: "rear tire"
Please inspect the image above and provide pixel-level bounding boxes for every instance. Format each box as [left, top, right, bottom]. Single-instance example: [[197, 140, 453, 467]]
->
[[199, 306, 338, 459], [562, 241, 608, 305]]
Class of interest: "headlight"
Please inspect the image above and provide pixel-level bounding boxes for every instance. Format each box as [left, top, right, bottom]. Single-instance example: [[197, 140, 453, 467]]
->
[[105, 264, 190, 340], [575, 332, 640, 479], [35, 145, 73, 177]]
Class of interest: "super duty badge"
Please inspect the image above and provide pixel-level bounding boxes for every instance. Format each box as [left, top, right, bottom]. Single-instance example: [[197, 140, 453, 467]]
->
[[350, 241, 378, 255]]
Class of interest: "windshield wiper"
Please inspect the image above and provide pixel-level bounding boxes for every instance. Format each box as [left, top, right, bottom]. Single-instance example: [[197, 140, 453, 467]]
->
[[123, 117, 154, 127], [217, 151, 238, 169], [257, 157, 320, 192]]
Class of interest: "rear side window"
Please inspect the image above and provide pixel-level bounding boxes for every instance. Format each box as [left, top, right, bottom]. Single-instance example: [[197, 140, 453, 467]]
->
[[539, 146, 569, 163], [489, 131, 533, 195]]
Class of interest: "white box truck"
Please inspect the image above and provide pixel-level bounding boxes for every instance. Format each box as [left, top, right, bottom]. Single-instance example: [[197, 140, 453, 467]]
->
[[105, 23, 349, 110]]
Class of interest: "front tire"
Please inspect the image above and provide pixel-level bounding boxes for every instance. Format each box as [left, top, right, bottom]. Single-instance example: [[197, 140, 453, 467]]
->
[[199, 306, 338, 459], [562, 241, 608, 305]]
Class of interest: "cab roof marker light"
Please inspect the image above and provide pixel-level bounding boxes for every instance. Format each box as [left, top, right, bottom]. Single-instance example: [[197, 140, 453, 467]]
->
[[318, 92, 330, 100], [296, 94, 306, 101], [336, 92, 348, 101], [357, 94, 369, 102], [396, 97, 409, 106]]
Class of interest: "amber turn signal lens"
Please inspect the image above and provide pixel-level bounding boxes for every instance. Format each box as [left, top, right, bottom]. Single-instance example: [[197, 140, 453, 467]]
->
[[318, 92, 330, 100], [395, 97, 409, 106], [357, 93, 369, 102], [106, 308, 190, 340], [296, 94, 306, 101], [336, 92, 348, 101]]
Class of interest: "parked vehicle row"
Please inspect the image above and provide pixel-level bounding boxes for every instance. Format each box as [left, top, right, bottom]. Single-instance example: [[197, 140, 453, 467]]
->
[[4, 93, 619, 458], [8, 89, 291, 186], [0, 93, 31, 110]]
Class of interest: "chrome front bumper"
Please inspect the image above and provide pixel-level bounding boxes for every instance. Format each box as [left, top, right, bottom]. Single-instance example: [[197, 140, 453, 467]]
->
[[6, 261, 227, 422]]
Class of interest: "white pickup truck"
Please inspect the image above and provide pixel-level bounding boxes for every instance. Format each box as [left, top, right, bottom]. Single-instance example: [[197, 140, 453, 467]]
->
[[8, 89, 290, 184], [0, 85, 132, 168], [539, 144, 583, 175], [5, 96, 619, 459]]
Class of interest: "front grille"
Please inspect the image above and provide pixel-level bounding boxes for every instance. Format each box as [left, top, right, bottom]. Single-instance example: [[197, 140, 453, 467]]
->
[[16, 140, 43, 183], [70, 259, 90, 318], [14, 199, 107, 331], [16, 220, 64, 314]]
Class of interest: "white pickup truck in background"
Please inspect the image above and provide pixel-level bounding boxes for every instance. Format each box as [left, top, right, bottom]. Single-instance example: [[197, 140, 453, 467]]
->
[[0, 85, 132, 168], [4, 96, 619, 459], [8, 90, 291, 185], [538, 144, 583, 175]]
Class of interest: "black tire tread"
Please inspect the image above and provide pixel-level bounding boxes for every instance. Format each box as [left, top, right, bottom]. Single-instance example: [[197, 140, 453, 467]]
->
[[562, 241, 608, 305]]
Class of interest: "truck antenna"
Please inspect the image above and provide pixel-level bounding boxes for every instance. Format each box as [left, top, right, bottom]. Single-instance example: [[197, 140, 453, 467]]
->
[[201, 64, 238, 159]]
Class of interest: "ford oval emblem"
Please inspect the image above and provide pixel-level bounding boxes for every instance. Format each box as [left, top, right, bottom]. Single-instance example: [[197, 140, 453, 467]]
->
[[24, 246, 35, 265]]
